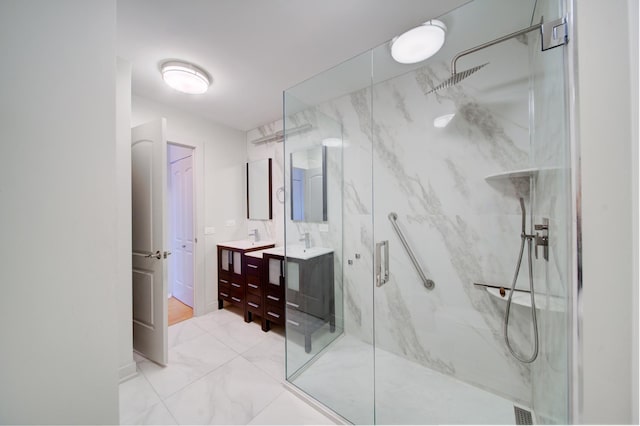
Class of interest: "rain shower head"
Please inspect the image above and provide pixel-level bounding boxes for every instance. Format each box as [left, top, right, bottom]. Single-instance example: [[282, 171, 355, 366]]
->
[[426, 16, 568, 95], [426, 62, 488, 94]]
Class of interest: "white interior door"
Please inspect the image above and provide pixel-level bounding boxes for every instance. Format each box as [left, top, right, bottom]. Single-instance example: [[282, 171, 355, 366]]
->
[[170, 154, 194, 307], [131, 119, 168, 366]]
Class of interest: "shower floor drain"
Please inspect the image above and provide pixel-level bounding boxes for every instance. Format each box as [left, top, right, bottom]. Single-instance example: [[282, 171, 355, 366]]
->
[[514, 406, 533, 425]]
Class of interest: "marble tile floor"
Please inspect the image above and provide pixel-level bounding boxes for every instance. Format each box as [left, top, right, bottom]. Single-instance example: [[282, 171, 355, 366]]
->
[[292, 335, 520, 425], [119, 306, 337, 425]]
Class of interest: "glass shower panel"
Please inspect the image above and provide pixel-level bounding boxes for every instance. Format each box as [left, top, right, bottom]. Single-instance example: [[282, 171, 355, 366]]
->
[[283, 50, 375, 424], [370, 0, 570, 424], [282, 1, 572, 424], [529, 0, 571, 423]]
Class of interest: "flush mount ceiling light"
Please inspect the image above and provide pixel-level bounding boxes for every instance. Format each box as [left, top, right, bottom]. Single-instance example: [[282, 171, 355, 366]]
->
[[390, 20, 447, 64], [161, 61, 211, 94]]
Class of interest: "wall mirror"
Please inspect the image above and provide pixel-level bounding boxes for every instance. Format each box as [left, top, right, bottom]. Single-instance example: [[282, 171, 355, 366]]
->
[[291, 146, 327, 222], [247, 158, 272, 220]]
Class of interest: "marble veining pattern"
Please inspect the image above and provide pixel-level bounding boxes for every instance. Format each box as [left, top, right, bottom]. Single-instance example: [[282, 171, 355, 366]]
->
[[119, 311, 337, 425], [276, 38, 535, 410], [244, 15, 570, 422]]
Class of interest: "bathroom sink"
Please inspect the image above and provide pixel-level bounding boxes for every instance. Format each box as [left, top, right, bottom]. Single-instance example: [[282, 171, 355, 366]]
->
[[263, 245, 333, 260], [218, 239, 275, 250]]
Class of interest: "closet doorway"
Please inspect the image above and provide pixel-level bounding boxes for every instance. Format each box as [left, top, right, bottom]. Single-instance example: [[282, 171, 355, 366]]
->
[[167, 143, 195, 325]]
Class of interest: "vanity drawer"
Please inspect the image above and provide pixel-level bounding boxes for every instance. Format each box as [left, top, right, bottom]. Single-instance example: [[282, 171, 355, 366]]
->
[[246, 276, 262, 296], [246, 293, 262, 314], [218, 275, 232, 287], [264, 292, 283, 305], [229, 279, 243, 292], [228, 292, 243, 306], [265, 281, 284, 298], [245, 257, 262, 278], [218, 283, 232, 301], [264, 303, 284, 324]]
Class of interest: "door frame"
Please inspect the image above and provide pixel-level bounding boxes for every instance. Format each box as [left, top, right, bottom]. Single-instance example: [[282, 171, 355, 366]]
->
[[167, 140, 204, 316], [167, 143, 196, 308]]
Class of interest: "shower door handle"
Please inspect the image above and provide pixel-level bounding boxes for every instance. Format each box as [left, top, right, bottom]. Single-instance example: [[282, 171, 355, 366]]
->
[[376, 240, 389, 287]]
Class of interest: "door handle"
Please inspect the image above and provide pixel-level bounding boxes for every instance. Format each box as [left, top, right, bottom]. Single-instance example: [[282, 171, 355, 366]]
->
[[375, 241, 389, 287], [145, 250, 162, 260]]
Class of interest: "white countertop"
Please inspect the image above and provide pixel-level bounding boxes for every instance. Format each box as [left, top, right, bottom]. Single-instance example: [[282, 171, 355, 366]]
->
[[244, 249, 273, 259], [261, 245, 333, 261], [217, 239, 275, 250]]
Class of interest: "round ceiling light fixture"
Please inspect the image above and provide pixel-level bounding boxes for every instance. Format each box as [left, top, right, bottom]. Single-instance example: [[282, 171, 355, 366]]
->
[[390, 20, 447, 64], [161, 61, 211, 94]]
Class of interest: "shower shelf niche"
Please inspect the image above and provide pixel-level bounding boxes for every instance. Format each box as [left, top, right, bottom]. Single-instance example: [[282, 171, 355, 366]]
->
[[483, 286, 565, 313], [484, 168, 538, 181]]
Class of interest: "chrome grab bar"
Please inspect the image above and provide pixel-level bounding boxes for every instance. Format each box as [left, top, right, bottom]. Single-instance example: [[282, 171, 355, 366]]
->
[[387, 212, 435, 290]]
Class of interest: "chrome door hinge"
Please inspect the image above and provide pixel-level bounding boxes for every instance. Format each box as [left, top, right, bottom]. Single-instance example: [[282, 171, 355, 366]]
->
[[541, 16, 568, 51]]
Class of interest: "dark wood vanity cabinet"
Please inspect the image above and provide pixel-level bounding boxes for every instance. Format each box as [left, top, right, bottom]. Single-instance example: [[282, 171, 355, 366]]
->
[[217, 243, 274, 322], [244, 255, 266, 326], [264, 251, 335, 352], [261, 253, 286, 331]]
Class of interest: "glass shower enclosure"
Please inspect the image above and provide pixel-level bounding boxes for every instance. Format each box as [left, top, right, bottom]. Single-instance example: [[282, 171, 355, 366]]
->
[[283, 0, 573, 423]]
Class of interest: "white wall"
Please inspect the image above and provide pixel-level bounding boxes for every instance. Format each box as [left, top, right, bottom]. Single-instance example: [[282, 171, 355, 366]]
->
[[576, 0, 637, 423], [630, 1, 639, 422], [132, 96, 247, 315], [0, 1, 119, 423], [246, 120, 285, 246], [116, 58, 136, 382]]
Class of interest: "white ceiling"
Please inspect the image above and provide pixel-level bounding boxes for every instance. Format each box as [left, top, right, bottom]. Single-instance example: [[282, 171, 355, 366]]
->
[[116, 0, 469, 131]]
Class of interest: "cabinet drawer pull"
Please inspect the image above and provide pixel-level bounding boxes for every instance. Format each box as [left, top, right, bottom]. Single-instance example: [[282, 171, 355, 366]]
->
[[267, 295, 280, 302], [220, 292, 229, 298], [286, 319, 300, 327], [248, 264, 258, 269], [220, 279, 228, 284], [231, 282, 241, 288], [231, 297, 242, 303], [267, 311, 280, 319], [286, 302, 299, 309], [248, 302, 259, 308], [248, 283, 258, 289]]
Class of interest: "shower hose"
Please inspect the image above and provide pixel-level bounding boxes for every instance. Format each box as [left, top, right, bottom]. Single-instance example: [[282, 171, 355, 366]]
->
[[504, 198, 539, 363]]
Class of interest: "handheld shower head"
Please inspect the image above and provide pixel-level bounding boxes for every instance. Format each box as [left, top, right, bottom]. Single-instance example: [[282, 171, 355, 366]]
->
[[426, 62, 488, 94], [519, 197, 526, 235]]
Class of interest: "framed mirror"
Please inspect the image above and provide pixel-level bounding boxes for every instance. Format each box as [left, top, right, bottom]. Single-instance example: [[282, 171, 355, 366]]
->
[[247, 158, 272, 220], [290, 146, 327, 222]]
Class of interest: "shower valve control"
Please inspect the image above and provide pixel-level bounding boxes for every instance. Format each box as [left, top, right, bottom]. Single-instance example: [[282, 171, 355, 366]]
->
[[534, 218, 549, 261]]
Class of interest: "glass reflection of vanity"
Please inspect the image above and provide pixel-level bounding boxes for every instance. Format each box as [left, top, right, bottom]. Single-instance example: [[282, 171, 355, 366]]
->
[[290, 146, 327, 222], [277, 145, 334, 352], [263, 246, 334, 353]]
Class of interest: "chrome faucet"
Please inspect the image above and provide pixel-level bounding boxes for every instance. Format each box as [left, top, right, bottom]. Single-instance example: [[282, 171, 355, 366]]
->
[[248, 228, 259, 242], [299, 232, 310, 249]]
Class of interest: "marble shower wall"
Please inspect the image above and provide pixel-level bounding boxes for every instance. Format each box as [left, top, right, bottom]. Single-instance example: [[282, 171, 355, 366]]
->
[[367, 38, 534, 404], [249, 20, 570, 408], [298, 37, 537, 404]]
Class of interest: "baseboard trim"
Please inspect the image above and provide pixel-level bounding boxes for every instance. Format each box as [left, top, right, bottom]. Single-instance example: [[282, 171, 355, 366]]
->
[[283, 381, 351, 425], [118, 361, 137, 383]]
